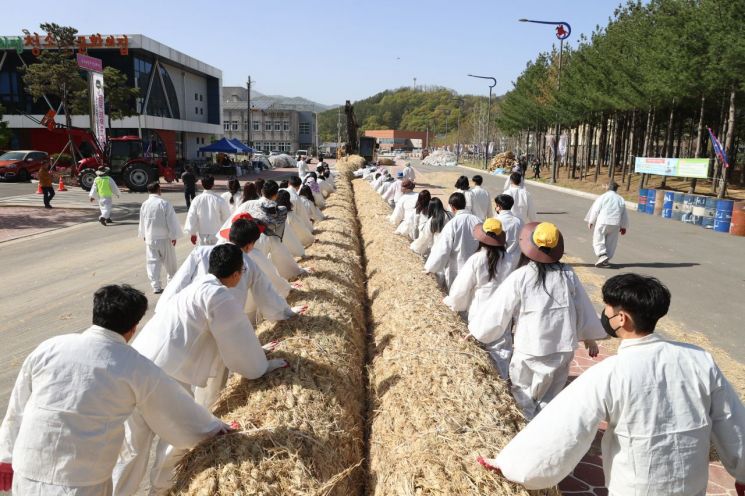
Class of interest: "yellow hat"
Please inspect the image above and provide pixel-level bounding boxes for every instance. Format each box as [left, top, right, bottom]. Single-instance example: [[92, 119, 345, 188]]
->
[[532, 222, 560, 249], [482, 218, 504, 235]]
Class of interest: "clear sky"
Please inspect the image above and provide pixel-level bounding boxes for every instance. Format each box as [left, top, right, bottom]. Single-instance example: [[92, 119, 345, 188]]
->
[[1, 0, 629, 106]]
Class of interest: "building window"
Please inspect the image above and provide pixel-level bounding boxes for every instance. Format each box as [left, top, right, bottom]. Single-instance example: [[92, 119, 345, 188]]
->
[[274, 121, 281, 131], [299, 122, 310, 134], [231, 120, 239, 131], [283, 120, 290, 131], [200, 108, 203, 115], [253, 120, 260, 131], [264, 121, 271, 131], [223, 121, 230, 131], [199, 94, 203, 102], [195, 107, 199, 114], [195, 93, 198, 101]]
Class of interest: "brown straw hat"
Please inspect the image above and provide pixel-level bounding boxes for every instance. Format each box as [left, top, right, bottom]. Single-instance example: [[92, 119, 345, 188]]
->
[[401, 179, 415, 190], [472, 218, 506, 247], [518, 221, 565, 263]]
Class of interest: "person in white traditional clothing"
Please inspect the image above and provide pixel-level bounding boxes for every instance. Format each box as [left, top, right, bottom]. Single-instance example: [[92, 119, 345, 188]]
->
[[303, 172, 326, 209], [585, 181, 628, 267], [281, 178, 314, 245], [371, 172, 385, 191], [469, 175, 493, 221], [479, 274, 745, 496], [113, 244, 288, 496], [240, 181, 260, 205], [89, 166, 121, 226], [221, 178, 242, 212], [468, 222, 603, 420], [494, 194, 523, 272], [380, 172, 401, 203], [275, 190, 306, 258], [410, 190, 432, 241], [424, 192, 481, 289], [401, 161, 416, 181], [0, 285, 232, 496], [317, 167, 336, 197], [444, 218, 513, 378], [410, 197, 450, 258], [377, 171, 394, 195], [237, 180, 311, 280], [183, 175, 230, 246], [504, 172, 535, 224], [388, 179, 419, 238], [454, 175, 475, 213], [297, 156, 309, 180], [138, 182, 181, 294], [298, 185, 325, 224]]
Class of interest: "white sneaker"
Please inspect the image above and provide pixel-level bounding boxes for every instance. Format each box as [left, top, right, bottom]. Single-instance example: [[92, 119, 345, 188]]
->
[[595, 255, 609, 267]]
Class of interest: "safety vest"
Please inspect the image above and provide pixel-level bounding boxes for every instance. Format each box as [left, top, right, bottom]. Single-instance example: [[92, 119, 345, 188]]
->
[[94, 176, 113, 197]]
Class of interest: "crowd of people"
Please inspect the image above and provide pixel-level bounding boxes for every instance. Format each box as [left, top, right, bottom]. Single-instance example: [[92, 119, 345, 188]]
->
[[356, 161, 745, 495], [0, 161, 336, 495]]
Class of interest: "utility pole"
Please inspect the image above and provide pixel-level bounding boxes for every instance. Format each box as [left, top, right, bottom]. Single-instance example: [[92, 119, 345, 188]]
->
[[467, 74, 497, 170], [453, 97, 464, 164], [246, 76, 252, 147], [336, 106, 341, 152], [413, 77, 416, 89]]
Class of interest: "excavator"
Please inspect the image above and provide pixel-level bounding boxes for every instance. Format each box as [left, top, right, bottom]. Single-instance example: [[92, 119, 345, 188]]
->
[[339, 100, 377, 163]]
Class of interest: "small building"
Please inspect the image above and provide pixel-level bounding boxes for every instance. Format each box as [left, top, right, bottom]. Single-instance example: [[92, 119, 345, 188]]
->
[[363, 129, 430, 152]]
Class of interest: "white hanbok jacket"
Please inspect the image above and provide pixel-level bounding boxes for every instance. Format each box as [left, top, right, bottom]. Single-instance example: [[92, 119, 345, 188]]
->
[[504, 185, 536, 224], [297, 160, 309, 180], [444, 249, 512, 319], [497, 210, 523, 271], [282, 222, 305, 258], [383, 180, 404, 203], [495, 334, 745, 494], [256, 233, 305, 280], [469, 262, 605, 354], [389, 191, 419, 238], [318, 178, 335, 197], [298, 196, 324, 224], [133, 274, 269, 387], [584, 190, 629, 228], [378, 179, 395, 197], [410, 216, 445, 257], [0, 326, 223, 487], [469, 185, 493, 221], [221, 191, 243, 212], [455, 188, 475, 213], [155, 245, 293, 322], [138, 194, 181, 242], [402, 165, 416, 181], [424, 210, 481, 288], [287, 209, 315, 247], [184, 190, 230, 237]]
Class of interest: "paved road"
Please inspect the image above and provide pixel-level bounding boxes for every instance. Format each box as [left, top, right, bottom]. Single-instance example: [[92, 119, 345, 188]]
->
[[408, 161, 745, 358]]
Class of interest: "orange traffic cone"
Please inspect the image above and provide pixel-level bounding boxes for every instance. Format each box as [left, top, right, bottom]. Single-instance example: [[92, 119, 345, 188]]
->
[[57, 177, 68, 191], [36, 182, 43, 194]]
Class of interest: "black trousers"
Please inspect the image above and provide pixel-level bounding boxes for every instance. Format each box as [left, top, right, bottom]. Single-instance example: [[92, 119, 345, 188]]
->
[[42, 186, 55, 207], [185, 189, 196, 209]]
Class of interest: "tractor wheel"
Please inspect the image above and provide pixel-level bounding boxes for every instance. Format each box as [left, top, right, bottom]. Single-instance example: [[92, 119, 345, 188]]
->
[[78, 168, 97, 191], [123, 164, 153, 192]]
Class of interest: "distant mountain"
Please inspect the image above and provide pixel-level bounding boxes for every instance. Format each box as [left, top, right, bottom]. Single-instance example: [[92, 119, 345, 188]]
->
[[223, 86, 337, 111]]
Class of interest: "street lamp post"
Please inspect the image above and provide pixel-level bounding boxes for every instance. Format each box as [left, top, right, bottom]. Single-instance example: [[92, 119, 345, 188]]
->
[[467, 74, 496, 170], [452, 97, 464, 164], [519, 18, 571, 183]]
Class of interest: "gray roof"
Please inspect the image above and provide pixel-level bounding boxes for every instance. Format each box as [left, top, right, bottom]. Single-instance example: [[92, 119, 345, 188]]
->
[[222, 86, 333, 112]]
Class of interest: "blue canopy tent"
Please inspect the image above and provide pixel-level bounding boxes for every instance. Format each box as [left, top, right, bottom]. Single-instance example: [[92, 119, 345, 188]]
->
[[198, 138, 246, 154], [228, 139, 254, 154]]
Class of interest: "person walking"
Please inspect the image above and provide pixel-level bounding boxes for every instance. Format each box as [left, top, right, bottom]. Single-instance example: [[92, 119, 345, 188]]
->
[[38, 165, 55, 208], [444, 219, 513, 378], [181, 165, 197, 209], [424, 192, 481, 289], [221, 177, 242, 212], [469, 222, 604, 420], [480, 274, 745, 496], [494, 194, 523, 271], [138, 182, 181, 294], [454, 175, 475, 213], [183, 175, 231, 246], [504, 172, 535, 224], [401, 161, 416, 181], [585, 181, 628, 267], [469, 175, 492, 221], [0, 285, 231, 496], [89, 167, 121, 226]]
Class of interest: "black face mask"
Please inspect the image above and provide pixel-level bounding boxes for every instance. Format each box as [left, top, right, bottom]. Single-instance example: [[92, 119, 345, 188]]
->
[[600, 309, 621, 338]]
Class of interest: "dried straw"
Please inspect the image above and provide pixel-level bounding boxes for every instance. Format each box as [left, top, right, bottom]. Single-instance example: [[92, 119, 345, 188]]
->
[[171, 161, 367, 495], [352, 179, 561, 496]]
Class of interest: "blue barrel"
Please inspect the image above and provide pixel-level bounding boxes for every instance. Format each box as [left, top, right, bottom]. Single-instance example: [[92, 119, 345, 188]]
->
[[672, 193, 684, 220], [681, 194, 696, 223], [646, 189, 657, 214], [714, 199, 735, 233], [701, 197, 717, 229], [638, 188, 648, 212], [691, 195, 707, 225], [662, 191, 675, 218]]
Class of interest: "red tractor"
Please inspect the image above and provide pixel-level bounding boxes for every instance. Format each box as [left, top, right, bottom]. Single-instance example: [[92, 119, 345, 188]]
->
[[75, 133, 176, 192]]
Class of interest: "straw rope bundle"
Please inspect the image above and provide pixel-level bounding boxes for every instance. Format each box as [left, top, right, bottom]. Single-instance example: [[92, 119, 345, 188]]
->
[[352, 180, 561, 496], [490, 151, 516, 171], [377, 158, 395, 166], [268, 153, 296, 168], [171, 164, 367, 495]]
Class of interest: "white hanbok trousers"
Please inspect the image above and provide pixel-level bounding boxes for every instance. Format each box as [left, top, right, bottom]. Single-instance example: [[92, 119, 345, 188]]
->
[[198, 233, 217, 246], [112, 381, 192, 496], [483, 331, 513, 381], [509, 350, 573, 420], [14, 476, 112, 496], [592, 224, 620, 260], [193, 364, 230, 410], [145, 239, 177, 292], [98, 197, 113, 219], [282, 227, 305, 258]]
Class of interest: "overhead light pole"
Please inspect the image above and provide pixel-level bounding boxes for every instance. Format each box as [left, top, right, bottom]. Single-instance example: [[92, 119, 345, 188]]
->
[[452, 97, 464, 164], [467, 74, 496, 170], [518, 18, 571, 183]]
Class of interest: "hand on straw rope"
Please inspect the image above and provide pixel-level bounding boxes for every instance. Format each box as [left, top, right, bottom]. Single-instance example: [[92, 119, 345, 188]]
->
[[262, 340, 279, 352], [215, 420, 241, 436], [476, 456, 502, 475], [291, 281, 304, 290], [584, 339, 600, 358], [291, 304, 309, 316], [267, 358, 289, 372]]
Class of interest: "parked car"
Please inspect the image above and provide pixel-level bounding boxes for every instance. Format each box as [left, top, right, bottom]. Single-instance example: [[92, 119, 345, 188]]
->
[[295, 149, 308, 160], [0, 150, 50, 182], [269, 150, 282, 156]]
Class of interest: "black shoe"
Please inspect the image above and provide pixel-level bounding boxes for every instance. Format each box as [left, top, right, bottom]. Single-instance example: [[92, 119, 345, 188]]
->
[[153, 289, 164, 294], [105, 218, 113, 224], [44, 205, 52, 209], [99, 217, 107, 226]]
